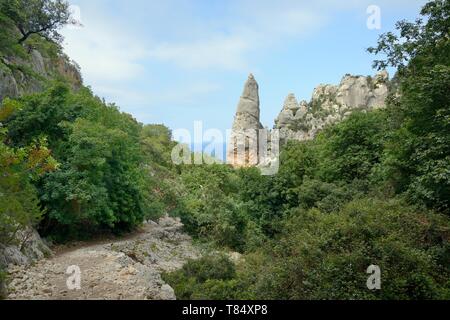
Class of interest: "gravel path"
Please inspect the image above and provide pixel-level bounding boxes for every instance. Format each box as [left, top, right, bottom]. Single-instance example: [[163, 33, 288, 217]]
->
[[6, 216, 199, 300]]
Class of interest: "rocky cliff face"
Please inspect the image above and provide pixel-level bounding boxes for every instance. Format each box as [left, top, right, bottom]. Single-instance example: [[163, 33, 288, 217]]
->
[[275, 71, 390, 143], [227, 74, 264, 166], [0, 49, 82, 102]]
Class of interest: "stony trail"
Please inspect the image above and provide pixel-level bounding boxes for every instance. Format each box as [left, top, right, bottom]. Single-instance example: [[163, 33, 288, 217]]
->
[[6, 216, 199, 300]]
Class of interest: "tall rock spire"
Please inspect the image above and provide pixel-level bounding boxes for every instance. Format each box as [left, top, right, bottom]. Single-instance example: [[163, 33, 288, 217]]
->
[[234, 73, 261, 121], [227, 74, 263, 167]]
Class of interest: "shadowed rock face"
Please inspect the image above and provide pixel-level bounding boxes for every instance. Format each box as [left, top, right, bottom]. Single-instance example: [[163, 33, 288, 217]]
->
[[227, 74, 264, 167], [0, 49, 82, 102]]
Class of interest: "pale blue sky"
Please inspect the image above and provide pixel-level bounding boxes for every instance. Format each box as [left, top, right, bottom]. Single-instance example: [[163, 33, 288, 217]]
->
[[61, 0, 427, 137]]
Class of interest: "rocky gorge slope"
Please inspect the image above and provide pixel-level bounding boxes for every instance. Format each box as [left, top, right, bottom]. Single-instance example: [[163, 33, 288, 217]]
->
[[0, 45, 82, 102]]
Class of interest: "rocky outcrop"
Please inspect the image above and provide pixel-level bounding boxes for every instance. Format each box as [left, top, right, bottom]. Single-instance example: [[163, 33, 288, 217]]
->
[[227, 74, 264, 166], [0, 227, 52, 298], [275, 94, 308, 132], [0, 49, 82, 102], [274, 71, 390, 143], [0, 229, 52, 268]]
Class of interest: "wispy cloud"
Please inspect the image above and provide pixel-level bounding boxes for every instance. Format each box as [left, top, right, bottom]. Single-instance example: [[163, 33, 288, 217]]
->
[[63, 0, 427, 80], [94, 82, 221, 109], [61, 10, 148, 83], [60, 0, 427, 129], [147, 3, 325, 70], [148, 35, 250, 70]]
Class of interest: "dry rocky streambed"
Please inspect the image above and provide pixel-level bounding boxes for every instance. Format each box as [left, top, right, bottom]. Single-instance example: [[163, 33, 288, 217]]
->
[[5, 216, 199, 300]]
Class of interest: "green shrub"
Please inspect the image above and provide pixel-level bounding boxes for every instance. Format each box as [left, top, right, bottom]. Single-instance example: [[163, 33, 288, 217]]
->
[[296, 178, 360, 213], [176, 164, 248, 250], [239, 198, 450, 299], [163, 254, 238, 300], [316, 111, 387, 184], [2, 84, 173, 241]]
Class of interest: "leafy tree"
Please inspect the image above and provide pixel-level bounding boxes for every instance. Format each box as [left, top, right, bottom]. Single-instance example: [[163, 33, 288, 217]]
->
[[0, 0, 76, 44], [163, 254, 239, 300], [39, 118, 144, 237], [0, 98, 58, 245], [176, 164, 247, 250], [0, 101, 56, 300], [316, 111, 387, 184], [369, 0, 450, 214], [140, 124, 176, 167], [2, 84, 170, 240], [368, 0, 449, 76], [4, 83, 78, 148], [236, 168, 279, 235]]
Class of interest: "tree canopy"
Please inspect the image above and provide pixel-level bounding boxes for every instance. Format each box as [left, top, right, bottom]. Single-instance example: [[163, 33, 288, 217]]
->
[[0, 0, 76, 44]]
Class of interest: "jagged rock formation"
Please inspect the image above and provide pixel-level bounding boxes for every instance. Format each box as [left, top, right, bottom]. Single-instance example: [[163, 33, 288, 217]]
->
[[227, 74, 264, 166], [227, 71, 390, 167], [0, 49, 82, 102], [275, 94, 308, 131], [275, 71, 390, 143]]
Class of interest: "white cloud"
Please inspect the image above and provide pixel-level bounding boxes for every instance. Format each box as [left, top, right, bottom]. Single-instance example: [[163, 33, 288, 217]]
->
[[94, 82, 221, 109], [61, 13, 148, 83], [62, 0, 428, 79], [147, 3, 325, 70], [149, 35, 250, 70]]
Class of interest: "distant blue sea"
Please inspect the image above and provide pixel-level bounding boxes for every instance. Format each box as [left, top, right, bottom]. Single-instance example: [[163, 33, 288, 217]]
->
[[190, 142, 228, 162]]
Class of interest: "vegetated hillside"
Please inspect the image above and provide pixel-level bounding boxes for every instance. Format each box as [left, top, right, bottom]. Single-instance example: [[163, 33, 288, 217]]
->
[[163, 0, 450, 300], [0, 0, 183, 299]]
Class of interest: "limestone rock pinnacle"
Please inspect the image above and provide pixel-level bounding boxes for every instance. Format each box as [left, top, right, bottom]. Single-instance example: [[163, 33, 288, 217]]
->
[[227, 74, 263, 167]]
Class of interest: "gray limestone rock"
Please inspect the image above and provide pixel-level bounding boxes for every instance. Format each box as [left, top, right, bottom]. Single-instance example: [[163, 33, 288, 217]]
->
[[274, 71, 390, 144], [227, 74, 264, 166]]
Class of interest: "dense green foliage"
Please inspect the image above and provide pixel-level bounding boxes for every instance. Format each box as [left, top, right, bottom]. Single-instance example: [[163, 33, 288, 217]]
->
[[168, 199, 450, 300], [0, 102, 58, 298], [1, 84, 178, 240], [163, 254, 239, 300], [164, 1, 450, 300], [241, 199, 450, 299], [368, 0, 450, 214], [0, 97, 58, 242], [175, 164, 248, 250]]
